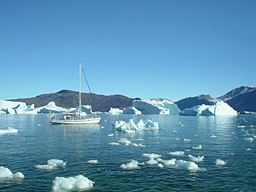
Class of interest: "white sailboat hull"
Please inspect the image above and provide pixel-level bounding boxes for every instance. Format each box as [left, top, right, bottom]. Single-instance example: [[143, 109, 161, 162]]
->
[[50, 117, 101, 125]]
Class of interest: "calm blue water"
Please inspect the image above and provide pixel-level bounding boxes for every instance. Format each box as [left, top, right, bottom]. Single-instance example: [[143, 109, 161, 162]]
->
[[0, 114, 256, 191]]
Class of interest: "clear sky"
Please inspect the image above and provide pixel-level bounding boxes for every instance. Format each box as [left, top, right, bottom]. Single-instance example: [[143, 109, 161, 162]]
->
[[0, 0, 255, 101]]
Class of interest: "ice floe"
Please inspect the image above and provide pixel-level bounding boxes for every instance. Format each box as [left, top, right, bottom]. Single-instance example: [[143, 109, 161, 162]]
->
[[87, 160, 99, 164], [0, 166, 24, 180], [192, 145, 203, 150], [168, 151, 185, 157], [188, 155, 204, 163], [0, 127, 18, 136], [180, 101, 237, 116], [113, 119, 159, 133], [52, 175, 94, 191], [132, 99, 180, 115], [108, 107, 123, 115], [174, 160, 200, 172], [120, 160, 140, 170], [184, 138, 191, 143], [143, 153, 162, 159], [123, 107, 142, 115], [36, 159, 66, 170], [108, 142, 120, 146], [244, 137, 254, 142], [215, 159, 227, 166]]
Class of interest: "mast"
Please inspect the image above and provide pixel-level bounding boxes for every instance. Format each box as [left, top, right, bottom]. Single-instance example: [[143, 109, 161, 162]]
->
[[79, 62, 83, 118]]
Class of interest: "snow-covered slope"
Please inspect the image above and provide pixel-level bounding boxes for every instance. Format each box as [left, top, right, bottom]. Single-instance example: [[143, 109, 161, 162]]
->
[[36, 102, 68, 113], [132, 99, 180, 115], [180, 101, 237, 116]]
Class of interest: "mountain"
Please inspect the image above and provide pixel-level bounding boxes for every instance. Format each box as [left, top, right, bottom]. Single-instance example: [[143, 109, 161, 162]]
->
[[175, 95, 217, 111], [218, 86, 256, 112], [10, 90, 139, 112]]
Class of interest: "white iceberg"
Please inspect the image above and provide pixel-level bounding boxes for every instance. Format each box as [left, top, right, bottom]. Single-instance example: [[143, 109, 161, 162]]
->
[[157, 158, 176, 168], [87, 160, 99, 164], [180, 101, 237, 116], [132, 99, 180, 115], [168, 151, 185, 157], [215, 159, 227, 166], [36, 159, 66, 170], [192, 145, 203, 150], [109, 107, 123, 115], [36, 102, 69, 113], [123, 107, 142, 115], [188, 155, 204, 163], [0, 127, 18, 136], [0, 166, 25, 180], [52, 175, 94, 191], [120, 160, 140, 170], [113, 119, 159, 133], [175, 160, 200, 172], [0, 99, 37, 114]]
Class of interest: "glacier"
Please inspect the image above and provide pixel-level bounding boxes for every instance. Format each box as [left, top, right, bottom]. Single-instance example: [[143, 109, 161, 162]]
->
[[180, 101, 237, 116]]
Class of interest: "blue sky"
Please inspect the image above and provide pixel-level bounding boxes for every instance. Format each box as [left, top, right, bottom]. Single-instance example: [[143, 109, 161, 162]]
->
[[0, 0, 255, 101]]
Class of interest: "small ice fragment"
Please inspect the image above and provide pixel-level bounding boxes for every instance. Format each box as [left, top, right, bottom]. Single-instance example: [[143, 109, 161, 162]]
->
[[215, 159, 226, 166], [47, 159, 66, 167], [118, 138, 131, 145], [120, 160, 140, 170], [158, 164, 164, 168], [107, 133, 114, 137], [157, 158, 176, 167], [192, 145, 203, 150], [14, 172, 25, 179], [35, 164, 55, 170], [108, 142, 120, 146], [168, 151, 185, 157], [188, 155, 204, 163], [244, 137, 254, 142], [146, 158, 158, 165], [52, 175, 94, 191], [210, 135, 217, 138], [0, 127, 18, 136], [184, 138, 191, 143], [175, 160, 199, 172], [87, 160, 99, 164], [246, 148, 251, 151], [143, 153, 161, 159], [131, 143, 145, 148]]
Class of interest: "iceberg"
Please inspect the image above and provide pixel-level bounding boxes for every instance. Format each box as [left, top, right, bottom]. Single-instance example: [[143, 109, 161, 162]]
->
[[215, 159, 227, 166], [175, 160, 200, 172], [36, 159, 66, 170], [52, 175, 94, 191], [0, 127, 18, 136], [132, 99, 180, 115], [188, 155, 204, 163], [36, 102, 68, 113], [108, 107, 123, 115], [0, 166, 24, 180], [120, 160, 140, 170], [123, 107, 142, 114], [0, 99, 37, 114], [180, 101, 237, 116], [113, 119, 159, 133]]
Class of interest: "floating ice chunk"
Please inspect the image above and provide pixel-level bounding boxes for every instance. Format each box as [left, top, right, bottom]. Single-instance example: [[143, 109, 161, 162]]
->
[[13, 172, 25, 179], [210, 135, 217, 138], [244, 137, 254, 142], [118, 138, 131, 145], [107, 133, 114, 137], [36, 159, 66, 170], [157, 158, 176, 167], [35, 164, 55, 170], [168, 151, 185, 157], [146, 158, 158, 165], [175, 160, 200, 172], [109, 107, 123, 115], [188, 155, 204, 163], [0, 127, 18, 136], [131, 143, 145, 148], [143, 153, 161, 159], [52, 175, 94, 191], [87, 160, 99, 164], [108, 142, 120, 146], [120, 160, 140, 170], [192, 145, 203, 150], [246, 148, 251, 151], [237, 125, 246, 128], [184, 138, 191, 143], [113, 119, 159, 133], [178, 122, 184, 127], [0, 166, 24, 180], [215, 159, 227, 166]]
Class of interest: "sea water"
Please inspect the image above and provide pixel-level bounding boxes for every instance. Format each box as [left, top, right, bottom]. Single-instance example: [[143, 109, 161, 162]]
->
[[0, 114, 255, 191]]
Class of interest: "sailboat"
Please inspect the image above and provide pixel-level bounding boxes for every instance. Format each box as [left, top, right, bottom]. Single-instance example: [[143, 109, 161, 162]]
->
[[50, 62, 101, 125]]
